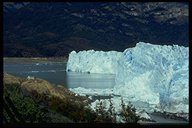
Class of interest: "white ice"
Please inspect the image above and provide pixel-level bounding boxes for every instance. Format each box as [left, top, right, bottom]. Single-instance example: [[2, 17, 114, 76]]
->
[[67, 50, 123, 74], [67, 42, 189, 114], [114, 42, 188, 113]]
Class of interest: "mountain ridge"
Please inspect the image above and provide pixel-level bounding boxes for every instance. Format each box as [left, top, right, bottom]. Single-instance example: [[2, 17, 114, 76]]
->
[[3, 2, 188, 57]]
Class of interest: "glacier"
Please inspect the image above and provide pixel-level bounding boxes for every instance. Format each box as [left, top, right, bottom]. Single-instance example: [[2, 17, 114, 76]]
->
[[114, 42, 189, 113], [67, 42, 189, 114], [67, 50, 123, 74]]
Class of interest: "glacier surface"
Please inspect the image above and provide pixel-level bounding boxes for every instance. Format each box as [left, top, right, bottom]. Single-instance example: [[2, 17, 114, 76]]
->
[[67, 42, 189, 113]]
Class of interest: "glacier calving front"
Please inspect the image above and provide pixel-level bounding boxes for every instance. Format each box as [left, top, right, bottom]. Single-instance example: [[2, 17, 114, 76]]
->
[[67, 50, 123, 74], [67, 42, 189, 113]]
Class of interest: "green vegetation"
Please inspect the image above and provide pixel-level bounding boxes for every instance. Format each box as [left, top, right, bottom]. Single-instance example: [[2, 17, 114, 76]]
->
[[93, 98, 139, 123], [48, 95, 140, 123], [120, 98, 140, 123], [94, 99, 116, 123], [3, 84, 47, 123], [3, 74, 140, 123], [49, 96, 103, 122]]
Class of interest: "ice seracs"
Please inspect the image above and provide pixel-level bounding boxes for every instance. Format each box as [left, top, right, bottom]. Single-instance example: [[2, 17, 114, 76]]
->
[[114, 42, 188, 113], [67, 42, 189, 114]]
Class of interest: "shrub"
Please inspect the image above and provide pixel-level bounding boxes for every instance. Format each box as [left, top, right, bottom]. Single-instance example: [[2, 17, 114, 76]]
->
[[94, 100, 114, 123], [119, 98, 140, 123], [3, 84, 47, 123], [48, 96, 97, 122], [93, 98, 140, 123], [3, 83, 140, 123]]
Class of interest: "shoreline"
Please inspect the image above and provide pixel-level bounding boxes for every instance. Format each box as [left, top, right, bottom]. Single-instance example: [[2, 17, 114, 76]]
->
[[3, 57, 68, 64], [3, 72, 189, 124]]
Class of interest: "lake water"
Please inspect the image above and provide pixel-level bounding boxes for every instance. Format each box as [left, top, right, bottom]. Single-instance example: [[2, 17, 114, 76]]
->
[[3, 62, 115, 89]]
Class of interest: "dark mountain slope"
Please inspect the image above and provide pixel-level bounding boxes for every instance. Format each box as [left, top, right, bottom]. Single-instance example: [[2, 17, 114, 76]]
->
[[3, 2, 188, 57]]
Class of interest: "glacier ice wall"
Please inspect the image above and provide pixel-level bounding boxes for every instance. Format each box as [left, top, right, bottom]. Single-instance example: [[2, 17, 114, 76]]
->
[[67, 50, 123, 74], [114, 42, 189, 113], [67, 42, 189, 113]]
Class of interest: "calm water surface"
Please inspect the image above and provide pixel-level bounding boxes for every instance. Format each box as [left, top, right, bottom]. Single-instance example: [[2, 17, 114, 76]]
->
[[3, 62, 115, 89]]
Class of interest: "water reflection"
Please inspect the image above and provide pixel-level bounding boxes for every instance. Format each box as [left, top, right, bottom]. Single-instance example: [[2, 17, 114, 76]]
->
[[66, 72, 115, 89], [4, 63, 115, 89]]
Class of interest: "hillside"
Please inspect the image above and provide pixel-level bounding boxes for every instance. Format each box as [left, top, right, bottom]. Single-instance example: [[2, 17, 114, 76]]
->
[[3, 2, 188, 57], [3, 73, 140, 123], [3, 73, 88, 123]]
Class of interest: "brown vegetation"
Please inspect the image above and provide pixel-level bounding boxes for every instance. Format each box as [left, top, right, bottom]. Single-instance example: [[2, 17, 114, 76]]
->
[[3, 73, 140, 123]]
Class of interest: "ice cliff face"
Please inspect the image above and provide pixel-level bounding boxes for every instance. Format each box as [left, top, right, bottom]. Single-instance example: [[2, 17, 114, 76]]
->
[[67, 42, 189, 113], [67, 50, 123, 74], [114, 42, 189, 113]]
